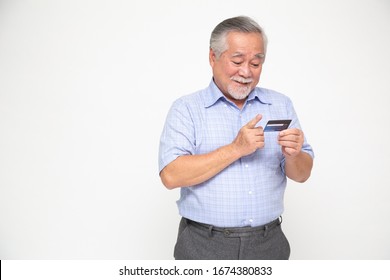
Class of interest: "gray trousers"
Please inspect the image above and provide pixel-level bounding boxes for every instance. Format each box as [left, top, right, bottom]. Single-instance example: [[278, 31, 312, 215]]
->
[[174, 217, 290, 260]]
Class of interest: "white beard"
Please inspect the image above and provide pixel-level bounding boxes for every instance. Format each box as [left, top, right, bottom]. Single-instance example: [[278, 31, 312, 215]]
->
[[227, 77, 253, 100]]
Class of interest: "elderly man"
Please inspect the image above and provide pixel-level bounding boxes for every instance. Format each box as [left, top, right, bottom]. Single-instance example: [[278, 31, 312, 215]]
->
[[159, 16, 314, 260]]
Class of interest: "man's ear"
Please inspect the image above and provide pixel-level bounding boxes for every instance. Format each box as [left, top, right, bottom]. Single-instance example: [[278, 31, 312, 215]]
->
[[209, 48, 216, 67]]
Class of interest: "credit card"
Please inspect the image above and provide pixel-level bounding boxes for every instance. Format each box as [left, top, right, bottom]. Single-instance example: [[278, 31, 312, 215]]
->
[[264, 120, 292, 132]]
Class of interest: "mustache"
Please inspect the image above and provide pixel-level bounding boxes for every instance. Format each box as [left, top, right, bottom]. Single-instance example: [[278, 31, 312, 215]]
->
[[230, 76, 253, 84]]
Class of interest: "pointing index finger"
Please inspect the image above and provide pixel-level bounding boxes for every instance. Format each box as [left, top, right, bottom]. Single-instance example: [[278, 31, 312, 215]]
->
[[245, 114, 262, 129]]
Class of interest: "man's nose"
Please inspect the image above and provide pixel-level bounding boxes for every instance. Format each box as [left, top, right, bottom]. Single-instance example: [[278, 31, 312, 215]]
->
[[238, 63, 251, 77]]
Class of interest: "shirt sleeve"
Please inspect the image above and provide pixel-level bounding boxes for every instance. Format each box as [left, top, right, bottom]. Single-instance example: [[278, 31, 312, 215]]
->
[[158, 98, 196, 173], [280, 97, 315, 174]]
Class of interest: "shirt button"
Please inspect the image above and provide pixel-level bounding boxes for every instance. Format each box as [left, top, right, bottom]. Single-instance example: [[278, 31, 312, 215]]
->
[[249, 219, 253, 224], [248, 190, 252, 195], [245, 164, 249, 168]]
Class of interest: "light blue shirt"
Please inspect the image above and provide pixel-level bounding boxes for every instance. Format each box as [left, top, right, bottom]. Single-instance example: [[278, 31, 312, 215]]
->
[[159, 80, 314, 227]]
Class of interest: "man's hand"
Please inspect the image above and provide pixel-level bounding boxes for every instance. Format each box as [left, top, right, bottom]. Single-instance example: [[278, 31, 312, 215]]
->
[[278, 128, 304, 157], [233, 114, 264, 157]]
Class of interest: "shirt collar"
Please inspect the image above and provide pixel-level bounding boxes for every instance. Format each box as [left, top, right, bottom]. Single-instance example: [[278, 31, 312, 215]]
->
[[203, 80, 225, 108], [249, 87, 272, 105], [204, 79, 272, 108]]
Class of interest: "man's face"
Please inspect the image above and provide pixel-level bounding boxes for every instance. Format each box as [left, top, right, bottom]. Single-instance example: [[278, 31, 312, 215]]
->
[[210, 32, 265, 103]]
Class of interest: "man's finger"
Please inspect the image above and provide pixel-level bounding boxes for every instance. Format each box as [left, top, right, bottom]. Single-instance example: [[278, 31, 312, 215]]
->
[[245, 114, 262, 129], [279, 128, 301, 137]]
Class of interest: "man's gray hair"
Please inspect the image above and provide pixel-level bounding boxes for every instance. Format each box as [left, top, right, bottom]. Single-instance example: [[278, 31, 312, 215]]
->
[[210, 16, 268, 59]]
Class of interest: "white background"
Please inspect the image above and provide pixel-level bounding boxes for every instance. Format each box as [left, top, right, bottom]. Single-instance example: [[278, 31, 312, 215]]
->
[[0, 0, 389, 259]]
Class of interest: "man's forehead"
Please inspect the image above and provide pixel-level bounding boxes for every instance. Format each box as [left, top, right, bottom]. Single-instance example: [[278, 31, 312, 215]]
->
[[225, 33, 264, 55], [226, 31, 263, 43]]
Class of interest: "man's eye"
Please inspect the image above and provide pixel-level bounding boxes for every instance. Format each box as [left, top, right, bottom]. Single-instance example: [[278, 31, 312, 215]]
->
[[251, 64, 260, 67], [232, 61, 242, 65]]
